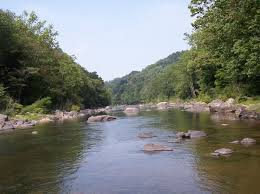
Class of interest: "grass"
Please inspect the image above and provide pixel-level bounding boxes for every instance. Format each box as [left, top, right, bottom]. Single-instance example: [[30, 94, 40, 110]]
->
[[14, 113, 46, 121], [239, 96, 260, 113]]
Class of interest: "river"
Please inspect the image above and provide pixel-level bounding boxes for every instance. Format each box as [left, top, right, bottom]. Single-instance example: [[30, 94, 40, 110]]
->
[[0, 110, 259, 193]]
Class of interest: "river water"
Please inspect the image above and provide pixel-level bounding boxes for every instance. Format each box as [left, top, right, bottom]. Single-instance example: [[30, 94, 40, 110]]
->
[[0, 110, 260, 193]]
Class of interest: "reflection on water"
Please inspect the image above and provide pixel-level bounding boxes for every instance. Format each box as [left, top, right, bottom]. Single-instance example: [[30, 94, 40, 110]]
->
[[0, 110, 259, 193]]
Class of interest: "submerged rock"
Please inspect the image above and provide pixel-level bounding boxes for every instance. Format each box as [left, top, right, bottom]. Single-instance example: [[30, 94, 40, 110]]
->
[[143, 143, 173, 152], [240, 138, 256, 145], [221, 123, 229, 126], [32, 131, 38, 135], [187, 130, 207, 138], [87, 115, 116, 122], [138, 132, 156, 138], [168, 138, 182, 143], [176, 130, 206, 139], [229, 140, 240, 144], [211, 148, 233, 156]]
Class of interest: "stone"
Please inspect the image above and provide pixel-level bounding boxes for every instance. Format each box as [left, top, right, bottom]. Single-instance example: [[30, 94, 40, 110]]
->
[[208, 99, 236, 113], [143, 143, 173, 152], [1, 121, 15, 130], [157, 102, 168, 110], [138, 132, 156, 138], [123, 107, 139, 114], [211, 148, 233, 156], [38, 117, 53, 124], [176, 132, 186, 138], [186, 130, 207, 138], [0, 114, 8, 123], [221, 123, 229, 126], [240, 138, 256, 145], [226, 98, 235, 105], [87, 115, 116, 122], [229, 140, 240, 144], [32, 131, 38, 135], [168, 138, 182, 143]]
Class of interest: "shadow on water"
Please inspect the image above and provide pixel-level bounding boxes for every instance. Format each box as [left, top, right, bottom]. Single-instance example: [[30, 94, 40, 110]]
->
[[0, 119, 105, 193]]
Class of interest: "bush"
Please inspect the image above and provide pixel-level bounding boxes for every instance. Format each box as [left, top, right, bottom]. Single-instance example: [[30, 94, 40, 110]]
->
[[71, 104, 80, 112], [20, 97, 52, 114]]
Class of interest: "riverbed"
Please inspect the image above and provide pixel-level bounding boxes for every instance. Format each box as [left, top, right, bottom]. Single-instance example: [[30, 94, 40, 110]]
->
[[0, 110, 259, 193]]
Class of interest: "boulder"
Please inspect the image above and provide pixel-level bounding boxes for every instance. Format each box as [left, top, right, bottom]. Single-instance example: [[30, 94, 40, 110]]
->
[[123, 107, 139, 115], [0, 114, 8, 123], [143, 143, 173, 152], [183, 102, 210, 112], [208, 99, 236, 113], [87, 115, 116, 122], [211, 148, 233, 156], [176, 132, 186, 138], [38, 117, 53, 124], [138, 132, 156, 138], [236, 108, 260, 120], [1, 121, 15, 130], [240, 138, 256, 145], [187, 130, 207, 138], [226, 98, 235, 105], [157, 102, 168, 110]]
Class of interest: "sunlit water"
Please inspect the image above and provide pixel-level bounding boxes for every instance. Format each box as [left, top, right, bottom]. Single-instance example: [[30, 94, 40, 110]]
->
[[0, 110, 260, 193]]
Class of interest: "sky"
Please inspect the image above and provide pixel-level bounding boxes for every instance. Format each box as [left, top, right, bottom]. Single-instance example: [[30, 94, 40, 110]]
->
[[1, 0, 192, 81]]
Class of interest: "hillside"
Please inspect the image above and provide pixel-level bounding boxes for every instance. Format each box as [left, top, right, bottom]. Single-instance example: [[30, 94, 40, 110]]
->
[[107, 51, 184, 104]]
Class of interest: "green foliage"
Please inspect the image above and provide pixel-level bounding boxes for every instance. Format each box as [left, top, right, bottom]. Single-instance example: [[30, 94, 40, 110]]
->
[[0, 10, 110, 113], [107, 51, 184, 104], [20, 97, 52, 114], [71, 105, 80, 112]]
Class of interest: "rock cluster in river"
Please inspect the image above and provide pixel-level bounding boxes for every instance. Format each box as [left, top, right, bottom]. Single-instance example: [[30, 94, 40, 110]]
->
[[211, 148, 234, 156], [87, 115, 116, 122], [229, 138, 256, 145]]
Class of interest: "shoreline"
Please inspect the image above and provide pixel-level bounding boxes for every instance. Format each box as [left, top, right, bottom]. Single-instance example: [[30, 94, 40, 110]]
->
[[0, 98, 259, 134]]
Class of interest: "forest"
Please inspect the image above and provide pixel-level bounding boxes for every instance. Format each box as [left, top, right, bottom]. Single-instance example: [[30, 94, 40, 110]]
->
[[0, 10, 110, 115], [108, 0, 260, 105]]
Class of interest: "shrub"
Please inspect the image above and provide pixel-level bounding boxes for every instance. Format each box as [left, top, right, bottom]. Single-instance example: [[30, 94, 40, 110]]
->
[[21, 97, 52, 114], [71, 104, 80, 112]]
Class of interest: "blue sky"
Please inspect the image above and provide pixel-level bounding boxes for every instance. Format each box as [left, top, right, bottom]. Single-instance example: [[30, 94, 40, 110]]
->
[[1, 0, 192, 81]]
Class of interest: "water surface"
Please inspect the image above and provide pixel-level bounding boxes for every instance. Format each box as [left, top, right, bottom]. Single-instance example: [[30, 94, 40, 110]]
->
[[0, 110, 260, 193]]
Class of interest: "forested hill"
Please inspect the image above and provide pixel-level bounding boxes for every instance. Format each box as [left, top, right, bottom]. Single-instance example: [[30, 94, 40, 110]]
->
[[0, 10, 110, 114], [106, 51, 184, 104], [108, 0, 260, 105]]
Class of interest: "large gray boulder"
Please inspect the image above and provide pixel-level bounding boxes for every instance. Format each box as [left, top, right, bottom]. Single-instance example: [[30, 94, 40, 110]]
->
[[143, 143, 173, 152], [208, 99, 237, 113], [87, 115, 116, 122]]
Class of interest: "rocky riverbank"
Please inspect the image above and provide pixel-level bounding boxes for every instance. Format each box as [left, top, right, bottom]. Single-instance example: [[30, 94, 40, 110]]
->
[[107, 98, 260, 120], [0, 98, 259, 133], [0, 108, 111, 133]]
